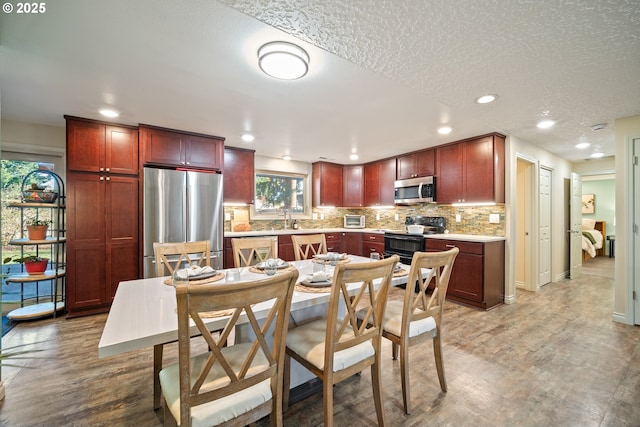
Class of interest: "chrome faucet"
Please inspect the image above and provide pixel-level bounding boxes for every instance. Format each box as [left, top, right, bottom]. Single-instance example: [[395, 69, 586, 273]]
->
[[283, 209, 291, 229]]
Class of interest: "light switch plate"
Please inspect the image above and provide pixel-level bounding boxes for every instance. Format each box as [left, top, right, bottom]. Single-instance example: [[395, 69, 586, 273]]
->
[[455, 214, 461, 222], [312, 213, 318, 220], [224, 212, 231, 221], [489, 214, 500, 224]]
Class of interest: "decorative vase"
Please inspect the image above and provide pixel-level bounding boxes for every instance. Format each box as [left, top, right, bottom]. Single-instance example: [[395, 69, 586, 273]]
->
[[24, 258, 48, 275], [27, 225, 48, 240]]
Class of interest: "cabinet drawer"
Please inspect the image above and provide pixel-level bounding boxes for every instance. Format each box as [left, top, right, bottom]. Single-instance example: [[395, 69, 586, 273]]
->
[[362, 242, 384, 255], [362, 233, 384, 244], [325, 232, 341, 242], [425, 239, 483, 255]]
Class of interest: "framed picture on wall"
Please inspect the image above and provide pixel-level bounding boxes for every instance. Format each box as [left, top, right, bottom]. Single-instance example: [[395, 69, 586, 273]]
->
[[582, 194, 595, 214]]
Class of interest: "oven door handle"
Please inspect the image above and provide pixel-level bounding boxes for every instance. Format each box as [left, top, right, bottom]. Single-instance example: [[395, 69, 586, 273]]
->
[[385, 234, 425, 242]]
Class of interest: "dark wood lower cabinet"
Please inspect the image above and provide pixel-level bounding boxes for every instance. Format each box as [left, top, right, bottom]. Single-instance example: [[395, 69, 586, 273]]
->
[[325, 232, 342, 252], [342, 232, 363, 256], [66, 172, 139, 317], [362, 233, 384, 257], [425, 238, 504, 310]]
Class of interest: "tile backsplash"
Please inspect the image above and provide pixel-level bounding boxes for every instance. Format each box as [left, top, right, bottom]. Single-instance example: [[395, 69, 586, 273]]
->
[[225, 204, 505, 236]]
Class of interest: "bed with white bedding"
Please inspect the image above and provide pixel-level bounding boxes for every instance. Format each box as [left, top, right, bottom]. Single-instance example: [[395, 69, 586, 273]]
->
[[582, 218, 606, 260]]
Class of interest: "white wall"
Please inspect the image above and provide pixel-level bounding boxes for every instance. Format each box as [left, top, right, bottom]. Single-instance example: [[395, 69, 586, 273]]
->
[[614, 115, 640, 324], [1, 119, 65, 149]]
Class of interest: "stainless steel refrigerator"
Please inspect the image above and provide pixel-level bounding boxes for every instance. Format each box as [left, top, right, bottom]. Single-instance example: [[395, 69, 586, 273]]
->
[[143, 167, 224, 277]]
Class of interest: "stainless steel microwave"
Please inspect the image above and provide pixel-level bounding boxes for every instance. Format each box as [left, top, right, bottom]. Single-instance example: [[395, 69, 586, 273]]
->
[[394, 176, 436, 204], [344, 214, 365, 228]]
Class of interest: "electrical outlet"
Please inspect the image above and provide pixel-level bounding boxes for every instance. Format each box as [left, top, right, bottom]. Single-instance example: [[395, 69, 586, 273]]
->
[[312, 213, 318, 220], [224, 212, 231, 221], [320, 213, 325, 220], [376, 213, 380, 220], [394, 214, 399, 221], [489, 214, 500, 224], [455, 214, 461, 222]]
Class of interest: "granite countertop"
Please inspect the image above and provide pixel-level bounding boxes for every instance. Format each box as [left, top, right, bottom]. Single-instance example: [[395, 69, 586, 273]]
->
[[224, 227, 390, 237], [224, 228, 505, 242], [424, 233, 506, 243]]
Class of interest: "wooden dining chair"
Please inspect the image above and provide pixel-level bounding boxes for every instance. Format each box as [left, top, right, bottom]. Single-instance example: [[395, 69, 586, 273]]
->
[[290, 234, 327, 260], [152, 240, 212, 410], [153, 240, 211, 277], [374, 248, 459, 415], [159, 269, 298, 427], [231, 237, 278, 267], [283, 255, 398, 427]]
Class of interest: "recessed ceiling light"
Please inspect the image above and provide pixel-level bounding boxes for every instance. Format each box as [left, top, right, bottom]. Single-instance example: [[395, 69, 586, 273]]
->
[[282, 155, 292, 161], [99, 108, 119, 118], [437, 126, 452, 135], [590, 152, 605, 158], [475, 94, 497, 104], [537, 119, 555, 129], [258, 41, 309, 80], [349, 153, 359, 161], [575, 142, 590, 149], [241, 134, 255, 142]]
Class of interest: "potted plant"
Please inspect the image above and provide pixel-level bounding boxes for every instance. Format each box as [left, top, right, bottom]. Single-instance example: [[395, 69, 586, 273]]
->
[[26, 218, 51, 240], [3, 254, 49, 275]]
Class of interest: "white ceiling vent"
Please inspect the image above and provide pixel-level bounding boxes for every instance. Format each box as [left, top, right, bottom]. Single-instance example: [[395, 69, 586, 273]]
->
[[590, 123, 608, 131]]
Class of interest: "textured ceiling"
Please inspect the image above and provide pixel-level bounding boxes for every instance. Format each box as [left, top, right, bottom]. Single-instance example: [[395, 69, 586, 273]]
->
[[1, 0, 639, 164]]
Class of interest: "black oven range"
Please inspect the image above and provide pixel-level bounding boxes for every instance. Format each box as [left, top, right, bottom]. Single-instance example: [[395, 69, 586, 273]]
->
[[383, 216, 446, 265]]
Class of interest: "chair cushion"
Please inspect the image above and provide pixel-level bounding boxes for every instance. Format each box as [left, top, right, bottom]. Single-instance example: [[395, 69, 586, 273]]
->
[[159, 342, 272, 427], [286, 319, 374, 372], [380, 300, 437, 338]]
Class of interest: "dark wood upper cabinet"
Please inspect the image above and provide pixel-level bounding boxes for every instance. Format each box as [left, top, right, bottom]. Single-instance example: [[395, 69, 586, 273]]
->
[[396, 149, 435, 180], [140, 125, 224, 171], [223, 147, 255, 204], [312, 161, 343, 207], [435, 133, 505, 204], [66, 116, 138, 175], [364, 158, 395, 206], [343, 165, 363, 207]]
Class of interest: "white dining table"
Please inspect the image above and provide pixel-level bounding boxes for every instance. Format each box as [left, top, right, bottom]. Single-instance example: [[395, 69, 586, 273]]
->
[[98, 254, 411, 408]]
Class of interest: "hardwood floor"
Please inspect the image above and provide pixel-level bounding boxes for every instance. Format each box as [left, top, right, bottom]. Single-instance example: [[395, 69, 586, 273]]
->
[[1, 259, 638, 426]]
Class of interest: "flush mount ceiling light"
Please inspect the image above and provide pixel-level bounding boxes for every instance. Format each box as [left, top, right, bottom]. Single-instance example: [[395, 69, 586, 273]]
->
[[537, 119, 555, 129], [241, 133, 255, 142], [590, 152, 605, 158], [475, 94, 498, 104], [99, 108, 119, 118], [575, 142, 590, 149], [437, 126, 452, 135], [258, 41, 309, 80], [349, 153, 359, 161], [282, 155, 292, 161]]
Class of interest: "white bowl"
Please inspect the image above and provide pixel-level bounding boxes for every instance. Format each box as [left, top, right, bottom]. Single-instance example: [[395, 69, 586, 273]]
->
[[407, 225, 425, 234]]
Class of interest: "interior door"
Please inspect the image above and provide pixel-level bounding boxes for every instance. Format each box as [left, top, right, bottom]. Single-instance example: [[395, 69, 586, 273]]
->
[[633, 138, 640, 325], [570, 172, 582, 279], [539, 167, 552, 285]]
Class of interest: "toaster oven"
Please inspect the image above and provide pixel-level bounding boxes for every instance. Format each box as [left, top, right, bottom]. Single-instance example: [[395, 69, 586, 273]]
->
[[344, 215, 365, 229]]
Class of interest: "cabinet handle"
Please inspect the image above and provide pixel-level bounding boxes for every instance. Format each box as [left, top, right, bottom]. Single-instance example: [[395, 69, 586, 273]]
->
[[100, 167, 104, 172], [106, 168, 110, 172], [100, 176, 104, 181], [106, 177, 111, 181]]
